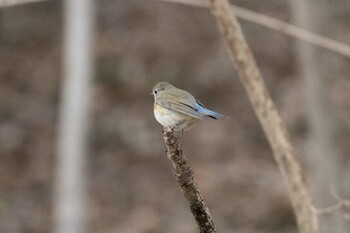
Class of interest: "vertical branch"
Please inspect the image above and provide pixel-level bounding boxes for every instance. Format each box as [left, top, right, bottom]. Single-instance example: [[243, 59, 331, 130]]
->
[[54, 0, 94, 233], [208, 1, 320, 233], [163, 128, 218, 233]]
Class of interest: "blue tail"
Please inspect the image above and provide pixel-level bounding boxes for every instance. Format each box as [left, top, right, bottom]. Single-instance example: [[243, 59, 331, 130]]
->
[[197, 106, 225, 120]]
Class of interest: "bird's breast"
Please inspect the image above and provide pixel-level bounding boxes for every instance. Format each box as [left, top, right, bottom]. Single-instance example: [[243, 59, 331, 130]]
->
[[153, 103, 197, 130]]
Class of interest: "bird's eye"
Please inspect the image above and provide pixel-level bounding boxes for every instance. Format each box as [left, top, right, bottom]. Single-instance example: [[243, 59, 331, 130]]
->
[[153, 89, 158, 95]]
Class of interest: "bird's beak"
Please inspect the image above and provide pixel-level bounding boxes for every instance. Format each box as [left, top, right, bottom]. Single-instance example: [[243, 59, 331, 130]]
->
[[149, 92, 154, 95]]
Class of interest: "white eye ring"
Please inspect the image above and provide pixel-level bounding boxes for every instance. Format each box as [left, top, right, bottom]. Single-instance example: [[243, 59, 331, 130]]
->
[[153, 89, 158, 95]]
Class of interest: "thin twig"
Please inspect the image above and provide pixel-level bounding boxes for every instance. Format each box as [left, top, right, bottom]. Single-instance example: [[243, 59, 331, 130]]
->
[[313, 206, 350, 221], [5, 0, 350, 59], [163, 128, 218, 233], [207, 0, 320, 233], [156, 0, 350, 59], [312, 187, 350, 220], [0, 0, 47, 7], [312, 203, 343, 215], [331, 186, 350, 208]]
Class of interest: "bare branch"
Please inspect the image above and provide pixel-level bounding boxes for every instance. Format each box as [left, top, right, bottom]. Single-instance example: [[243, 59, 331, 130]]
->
[[0, 0, 47, 7], [156, 0, 350, 59], [331, 187, 350, 209], [312, 203, 343, 215], [313, 206, 350, 221], [163, 128, 218, 233], [5, 0, 350, 58], [207, 0, 320, 233], [312, 187, 350, 220]]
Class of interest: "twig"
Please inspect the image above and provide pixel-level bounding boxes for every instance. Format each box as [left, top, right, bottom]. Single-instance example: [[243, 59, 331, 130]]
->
[[156, 0, 350, 59], [312, 203, 343, 215], [5, 0, 350, 58], [331, 186, 350, 209], [312, 205, 350, 221], [0, 0, 47, 7], [163, 128, 218, 233], [207, 0, 320, 233], [312, 187, 350, 220]]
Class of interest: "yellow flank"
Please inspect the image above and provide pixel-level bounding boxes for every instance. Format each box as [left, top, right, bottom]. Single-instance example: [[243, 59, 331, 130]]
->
[[153, 103, 197, 130]]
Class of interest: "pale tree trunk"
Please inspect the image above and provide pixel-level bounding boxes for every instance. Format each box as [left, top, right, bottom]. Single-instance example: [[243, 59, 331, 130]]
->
[[288, 1, 346, 232], [54, 0, 94, 233]]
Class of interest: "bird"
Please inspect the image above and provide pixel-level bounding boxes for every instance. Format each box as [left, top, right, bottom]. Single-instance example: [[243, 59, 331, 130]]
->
[[151, 81, 225, 131]]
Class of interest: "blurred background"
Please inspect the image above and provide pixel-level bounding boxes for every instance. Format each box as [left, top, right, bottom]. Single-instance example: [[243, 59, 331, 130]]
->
[[0, 0, 350, 232]]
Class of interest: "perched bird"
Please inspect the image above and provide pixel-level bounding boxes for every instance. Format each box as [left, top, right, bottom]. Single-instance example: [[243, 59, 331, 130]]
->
[[151, 82, 225, 131]]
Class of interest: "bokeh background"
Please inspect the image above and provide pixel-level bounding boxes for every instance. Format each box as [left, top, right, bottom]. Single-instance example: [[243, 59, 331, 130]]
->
[[0, 0, 350, 232]]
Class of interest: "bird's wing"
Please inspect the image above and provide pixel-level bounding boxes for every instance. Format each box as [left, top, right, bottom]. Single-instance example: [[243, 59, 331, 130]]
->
[[156, 92, 205, 120]]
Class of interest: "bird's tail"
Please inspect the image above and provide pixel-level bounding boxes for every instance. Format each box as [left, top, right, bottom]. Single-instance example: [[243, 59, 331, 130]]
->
[[198, 107, 225, 120]]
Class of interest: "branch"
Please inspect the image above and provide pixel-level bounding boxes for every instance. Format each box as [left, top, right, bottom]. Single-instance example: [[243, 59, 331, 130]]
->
[[0, 0, 47, 7], [331, 187, 350, 209], [312, 187, 350, 220], [207, 0, 320, 233], [312, 205, 350, 220], [6, 0, 350, 58], [156, 0, 350, 59], [163, 128, 218, 233]]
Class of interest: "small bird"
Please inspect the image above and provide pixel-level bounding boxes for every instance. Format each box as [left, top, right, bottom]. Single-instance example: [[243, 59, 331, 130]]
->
[[151, 82, 225, 131]]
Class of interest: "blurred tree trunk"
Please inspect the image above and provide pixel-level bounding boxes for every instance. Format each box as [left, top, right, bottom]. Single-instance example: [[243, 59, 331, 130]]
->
[[54, 0, 94, 233], [288, 1, 346, 232]]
